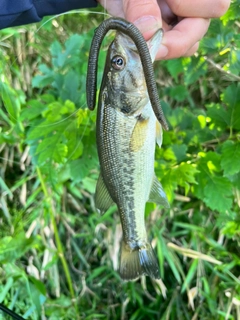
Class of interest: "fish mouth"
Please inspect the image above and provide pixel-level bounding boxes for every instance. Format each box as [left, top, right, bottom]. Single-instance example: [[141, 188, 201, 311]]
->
[[114, 32, 139, 54]]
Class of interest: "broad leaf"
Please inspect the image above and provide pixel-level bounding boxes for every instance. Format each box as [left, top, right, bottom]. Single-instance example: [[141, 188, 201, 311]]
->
[[221, 140, 240, 176], [222, 83, 240, 130], [203, 175, 232, 213]]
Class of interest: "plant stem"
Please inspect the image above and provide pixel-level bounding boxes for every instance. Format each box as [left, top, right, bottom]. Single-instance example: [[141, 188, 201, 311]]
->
[[36, 167, 75, 300]]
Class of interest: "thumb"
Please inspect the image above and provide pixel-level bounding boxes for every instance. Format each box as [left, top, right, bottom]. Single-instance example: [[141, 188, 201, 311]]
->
[[123, 0, 162, 39]]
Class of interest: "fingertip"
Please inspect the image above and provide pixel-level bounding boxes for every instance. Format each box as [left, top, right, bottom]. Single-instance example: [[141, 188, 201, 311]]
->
[[123, 0, 162, 39], [211, 0, 231, 18], [166, 0, 231, 18], [123, 0, 161, 21], [159, 18, 209, 59], [133, 15, 162, 40], [156, 44, 169, 60], [184, 42, 199, 57]]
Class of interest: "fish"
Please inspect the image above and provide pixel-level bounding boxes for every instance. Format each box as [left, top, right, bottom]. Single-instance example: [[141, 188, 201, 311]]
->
[[94, 29, 170, 281], [86, 17, 168, 131]]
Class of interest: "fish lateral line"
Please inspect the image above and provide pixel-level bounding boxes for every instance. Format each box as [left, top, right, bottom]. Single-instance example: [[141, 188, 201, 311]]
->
[[86, 17, 169, 130], [94, 27, 170, 281]]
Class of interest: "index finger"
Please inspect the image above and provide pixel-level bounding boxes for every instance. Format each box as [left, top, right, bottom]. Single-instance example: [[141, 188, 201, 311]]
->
[[156, 17, 210, 60], [166, 0, 230, 18]]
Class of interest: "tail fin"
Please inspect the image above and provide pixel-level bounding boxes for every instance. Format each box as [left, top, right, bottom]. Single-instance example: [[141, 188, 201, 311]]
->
[[119, 241, 160, 281]]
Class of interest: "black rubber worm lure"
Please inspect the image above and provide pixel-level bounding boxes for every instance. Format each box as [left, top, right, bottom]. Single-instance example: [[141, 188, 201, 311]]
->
[[86, 17, 169, 131]]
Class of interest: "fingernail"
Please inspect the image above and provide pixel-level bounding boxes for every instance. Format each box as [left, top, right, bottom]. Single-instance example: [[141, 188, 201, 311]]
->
[[133, 16, 162, 39]]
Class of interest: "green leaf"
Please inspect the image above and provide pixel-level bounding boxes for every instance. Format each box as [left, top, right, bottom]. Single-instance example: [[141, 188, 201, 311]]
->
[[0, 177, 13, 197], [194, 151, 225, 205], [52, 45, 67, 68], [65, 34, 83, 56], [32, 64, 55, 88], [168, 85, 189, 102], [50, 41, 62, 63], [29, 276, 46, 296], [64, 121, 84, 160], [82, 177, 96, 194], [160, 162, 198, 200], [228, 48, 240, 76], [207, 103, 230, 129], [183, 56, 207, 85], [161, 170, 178, 203], [0, 82, 21, 123], [41, 100, 69, 122], [163, 147, 176, 161], [36, 135, 68, 164], [69, 135, 98, 182], [221, 83, 240, 130], [0, 277, 13, 303], [20, 100, 47, 121], [27, 120, 64, 140], [165, 59, 184, 82], [221, 220, 240, 238], [231, 173, 240, 190], [203, 175, 232, 213], [26, 99, 84, 165], [171, 144, 188, 162], [61, 71, 80, 103], [181, 259, 198, 293], [174, 163, 199, 194], [167, 107, 195, 130], [221, 1, 240, 24], [221, 140, 240, 176], [0, 233, 38, 263], [164, 249, 182, 284], [87, 266, 108, 281]]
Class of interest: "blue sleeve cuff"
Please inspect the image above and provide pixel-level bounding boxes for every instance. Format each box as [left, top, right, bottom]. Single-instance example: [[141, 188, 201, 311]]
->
[[0, 0, 98, 29]]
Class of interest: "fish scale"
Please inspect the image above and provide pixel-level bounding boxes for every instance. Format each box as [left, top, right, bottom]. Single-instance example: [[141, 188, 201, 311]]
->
[[98, 106, 150, 241], [94, 30, 169, 281]]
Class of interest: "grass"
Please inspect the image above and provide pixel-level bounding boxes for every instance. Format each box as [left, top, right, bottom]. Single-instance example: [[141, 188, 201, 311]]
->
[[1, 3, 240, 319]]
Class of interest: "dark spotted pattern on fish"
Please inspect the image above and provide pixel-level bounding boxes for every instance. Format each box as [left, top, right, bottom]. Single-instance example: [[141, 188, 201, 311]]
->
[[95, 30, 169, 281]]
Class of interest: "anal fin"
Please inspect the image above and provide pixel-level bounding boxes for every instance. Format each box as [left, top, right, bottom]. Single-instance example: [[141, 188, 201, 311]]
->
[[148, 175, 170, 208], [94, 173, 115, 215]]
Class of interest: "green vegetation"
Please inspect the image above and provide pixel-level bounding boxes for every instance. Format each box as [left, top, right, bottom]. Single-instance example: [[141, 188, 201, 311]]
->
[[0, 2, 240, 319]]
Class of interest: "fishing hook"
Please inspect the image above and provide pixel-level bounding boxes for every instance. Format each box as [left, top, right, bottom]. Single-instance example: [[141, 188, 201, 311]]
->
[[86, 17, 169, 131]]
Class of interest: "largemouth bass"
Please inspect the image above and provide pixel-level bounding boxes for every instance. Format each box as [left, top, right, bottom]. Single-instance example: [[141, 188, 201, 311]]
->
[[95, 30, 169, 281]]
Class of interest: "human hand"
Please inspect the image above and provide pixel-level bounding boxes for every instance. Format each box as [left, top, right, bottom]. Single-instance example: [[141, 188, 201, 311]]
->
[[97, 0, 230, 60]]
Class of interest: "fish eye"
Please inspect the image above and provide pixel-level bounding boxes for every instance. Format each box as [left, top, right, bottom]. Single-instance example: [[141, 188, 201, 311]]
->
[[111, 55, 125, 70]]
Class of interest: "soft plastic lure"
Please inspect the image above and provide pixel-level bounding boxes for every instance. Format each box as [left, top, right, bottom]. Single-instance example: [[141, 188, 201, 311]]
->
[[86, 17, 168, 131]]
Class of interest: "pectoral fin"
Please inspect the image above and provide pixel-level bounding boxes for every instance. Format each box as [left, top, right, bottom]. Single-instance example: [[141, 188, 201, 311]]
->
[[130, 118, 149, 152], [156, 121, 163, 147], [95, 173, 115, 214], [148, 175, 170, 208], [147, 29, 163, 63]]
